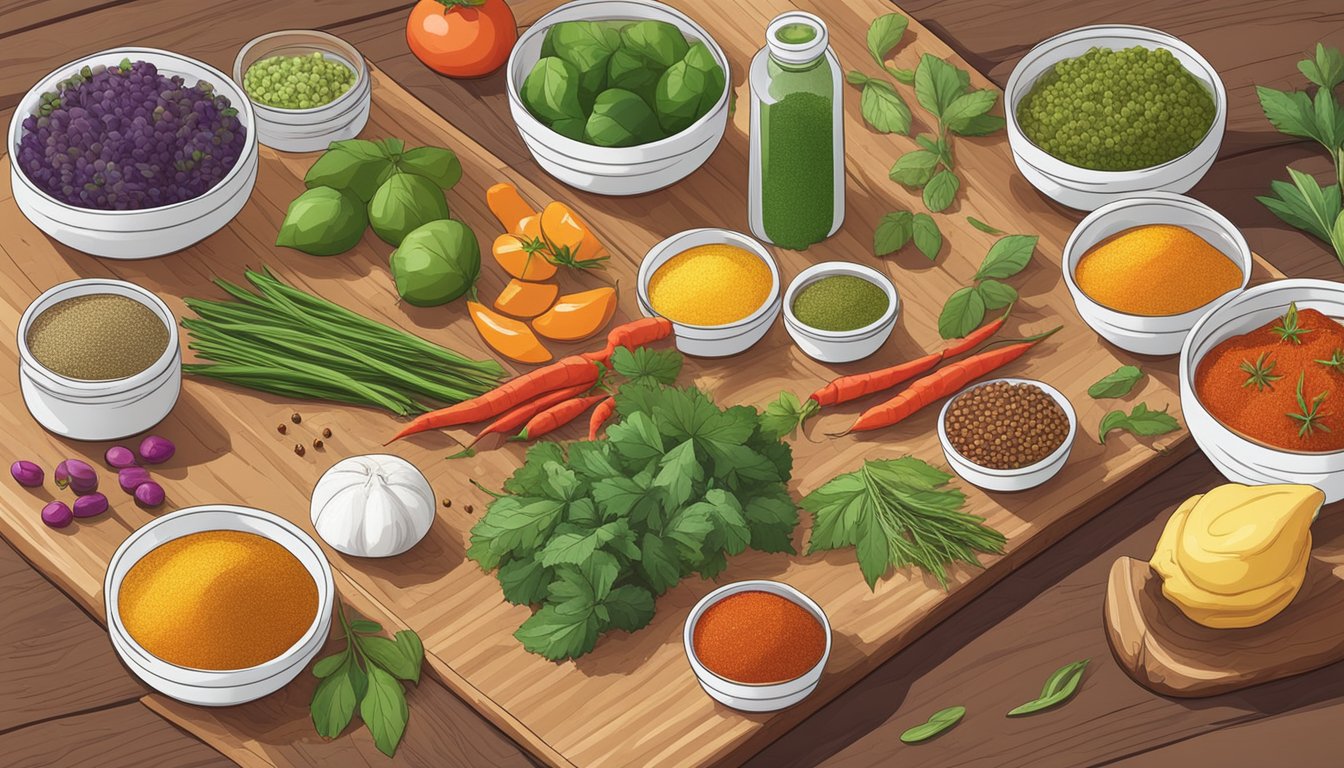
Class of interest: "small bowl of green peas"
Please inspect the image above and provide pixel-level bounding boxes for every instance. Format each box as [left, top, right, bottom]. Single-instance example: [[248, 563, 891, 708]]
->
[[233, 30, 371, 153], [1005, 25, 1226, 211]]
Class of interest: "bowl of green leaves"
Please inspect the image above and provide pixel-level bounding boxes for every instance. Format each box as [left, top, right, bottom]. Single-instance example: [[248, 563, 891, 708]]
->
[[505, 0, 730, 195]]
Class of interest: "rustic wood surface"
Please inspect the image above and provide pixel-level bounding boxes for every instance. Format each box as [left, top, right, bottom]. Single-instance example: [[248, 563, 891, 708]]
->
[[1, 0, 1341, 766], [2, 701, 233, 768]]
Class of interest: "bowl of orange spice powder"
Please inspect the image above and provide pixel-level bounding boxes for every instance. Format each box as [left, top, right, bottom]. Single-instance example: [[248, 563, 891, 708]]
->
[[1063, 192, 1250, 355], [104, 504, 334, 705], [1181, 279, 1344, 503], [684, 580, 830, 712]]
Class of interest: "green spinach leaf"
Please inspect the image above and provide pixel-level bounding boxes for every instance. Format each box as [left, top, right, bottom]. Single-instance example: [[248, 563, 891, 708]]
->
[[587, 88, 663, 147]]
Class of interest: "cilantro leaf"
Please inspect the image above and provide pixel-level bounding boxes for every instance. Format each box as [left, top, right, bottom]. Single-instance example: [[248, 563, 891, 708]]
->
[[497, 555, 553, 604], [607, 410, 665, 465], [759, 391, 818, 440], [537, 520, 637, 567], [651, 439, 702, 511], [610, 346, 682, 387], [502, 443, 566, 495], [603, 585, 655, 632], [638, 533, 683, 594], [466, 496, 566, 569], [701, 489, 752, 556], [665, 503, 714, 563], [566, 441, 621, 482], [515, 604, 602, 661]]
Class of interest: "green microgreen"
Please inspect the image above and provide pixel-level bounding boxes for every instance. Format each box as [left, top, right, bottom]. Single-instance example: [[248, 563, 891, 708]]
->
[[1272, 302, 1313, 344], [1240, 351, 1284, 391], [1289, 371, 1331, 437]]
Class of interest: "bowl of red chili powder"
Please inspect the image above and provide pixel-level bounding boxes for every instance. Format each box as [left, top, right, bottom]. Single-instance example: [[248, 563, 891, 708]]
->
[[1181, 278, 1344, 503], [684, 580, 830, 712]]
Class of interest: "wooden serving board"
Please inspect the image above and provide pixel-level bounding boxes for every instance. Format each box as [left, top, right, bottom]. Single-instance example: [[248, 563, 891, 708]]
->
[[0, 1, 1284, 766]]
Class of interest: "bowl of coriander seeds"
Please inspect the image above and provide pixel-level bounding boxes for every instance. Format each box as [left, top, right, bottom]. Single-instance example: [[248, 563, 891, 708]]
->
[[937, 378, 1076, 492]]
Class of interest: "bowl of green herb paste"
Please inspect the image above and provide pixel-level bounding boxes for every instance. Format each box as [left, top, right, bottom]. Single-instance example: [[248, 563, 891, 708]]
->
[[783, 262, 897, 363], [1005, 25, 1225, 211]]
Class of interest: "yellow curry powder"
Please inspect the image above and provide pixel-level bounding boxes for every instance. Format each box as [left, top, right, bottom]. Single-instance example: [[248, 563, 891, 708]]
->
[[118, 530, 318, 670], [1074, 224, 1242, 316], [648, 244, 772, 326]]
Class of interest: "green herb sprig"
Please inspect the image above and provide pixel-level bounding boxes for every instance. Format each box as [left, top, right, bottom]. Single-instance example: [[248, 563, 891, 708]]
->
[[900, 705, 965, 743], [937, 234, 1038, 338], [1089, 365, 1144, 399], [1256, 43, 1344, 265], [1240, 352, 1284, 391], [1007, 659, 1089, 716], [1317, 348, 1344, 371], [1098, 403, 1181, 444], [310, 603, 425, 757], [1272, 302, 1313, 344], [1289, 371, 1331, 437]]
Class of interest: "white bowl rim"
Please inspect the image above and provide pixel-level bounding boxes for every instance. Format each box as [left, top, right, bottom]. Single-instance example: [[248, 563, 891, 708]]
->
[[1061, 191, 1252, 322], [17, 278, 179, 393], [782, 261, 899, 339], [105, 504, 335, 676], [638, 227, 782, 331], [232, 29, 368, 115], [505, 0, 731, 156], [9, 46, 257, 217], [1181, 278, 1344, 457], [938, 377, 1078, 477], [683, 579, 831, 688], [1004, 24, 1226, 178]]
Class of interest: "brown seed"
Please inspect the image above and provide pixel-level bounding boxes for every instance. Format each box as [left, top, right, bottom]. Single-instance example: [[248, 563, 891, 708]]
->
[[294, 443, 306, 457], [322, 427, 332, 438], [442, 498, 452, 509], [464, 504, 474, 514], [313, 439, 324, 450], [291, 412, 302, 424], [277, 424, 287, 434]]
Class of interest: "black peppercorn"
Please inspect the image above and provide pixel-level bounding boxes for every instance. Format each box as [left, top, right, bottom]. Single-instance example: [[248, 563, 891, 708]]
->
[[313, 439, 324, 450], [291, 412, 302, 424], [294, 443, 306, 457], [322, 427, 333, 438], [277, 424, 287, 434]]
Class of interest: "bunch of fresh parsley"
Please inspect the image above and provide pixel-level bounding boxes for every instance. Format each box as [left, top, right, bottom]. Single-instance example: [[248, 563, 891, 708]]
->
[[1256, 43, 1344, 263], [467, 384, 799, 661]]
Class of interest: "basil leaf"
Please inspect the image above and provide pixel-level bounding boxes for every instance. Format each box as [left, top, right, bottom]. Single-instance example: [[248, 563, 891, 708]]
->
[[396, 146, 462, 190], [350, 619, 383, 633], [1088, 365, 1144, 399], [974, 234, 1038, 280], [521, 57, 584, 122], [1099, 403, 1180, 444], [967, 216, 1005, 235], [889, 150, 939, 187], [900, 705, 965, 743], [393, 630, 425, 684], [874, 210, 914, 256], [938, 286, 986, 339], [311, 655, 360, 738], [975, 279, 1017, 310], [1008, 660, 1088, 716], [311, 651, 347, 679], [304, 143, 393, 201], [941, 89, 998, 132], [888, 66, 916, 85], [360, 665, 409, 757], [358, 635, 420, 681], [913, 53, 966, 117], [845, 70, 871, 86], [1299, 43, 1344, 90], [922, 169, 960, 213], [276, 187, 368, 256], [859, 79, 912, 135], [866, 13, 909, 71], [912, 213, 942, 261], [950, 113, 1006, 136]]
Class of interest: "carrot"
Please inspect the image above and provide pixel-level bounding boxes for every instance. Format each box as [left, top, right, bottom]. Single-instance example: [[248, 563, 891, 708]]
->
[[838, 326, 1061, 435], [582, 317, 674, 363], [476, 384, 591, 443], [807, 308, 1013, 408], [387, 355, 600, 442], [520, 394, 609, 441], [587, 395, 617, 440]]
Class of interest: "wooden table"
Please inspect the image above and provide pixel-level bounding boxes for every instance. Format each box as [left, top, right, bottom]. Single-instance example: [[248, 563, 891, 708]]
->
[[2, 1, 1342, 766]]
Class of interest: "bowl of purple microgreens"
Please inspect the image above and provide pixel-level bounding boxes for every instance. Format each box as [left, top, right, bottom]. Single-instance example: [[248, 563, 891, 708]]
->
[[8, 48, 258, 259]]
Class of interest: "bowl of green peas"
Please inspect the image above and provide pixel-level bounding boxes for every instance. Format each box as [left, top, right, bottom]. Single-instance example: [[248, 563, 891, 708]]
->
[[1005, 25, 1225, 211], [233, 30, 371, 153]]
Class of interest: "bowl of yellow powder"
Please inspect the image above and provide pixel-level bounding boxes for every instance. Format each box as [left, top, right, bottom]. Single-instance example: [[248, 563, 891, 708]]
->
[[1062, 192, 1250, 355], [104, 505, 334, 706], [638, 228, 781, 357]]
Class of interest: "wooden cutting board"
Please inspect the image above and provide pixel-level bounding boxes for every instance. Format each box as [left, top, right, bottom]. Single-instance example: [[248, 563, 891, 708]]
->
[[0, 1, 1283, 766]]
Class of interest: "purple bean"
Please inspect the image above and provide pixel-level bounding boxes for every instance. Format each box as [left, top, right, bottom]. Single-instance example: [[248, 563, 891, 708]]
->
[[104, 445, 137, 469], [73, 492, 109, 518], [10, 460, 44, 487], [55, 459, 98, 494], [134, 481, 165, 508], [41, 501, 73, 528], [137, 435, 175, 465], [118, 466, 151, 493]]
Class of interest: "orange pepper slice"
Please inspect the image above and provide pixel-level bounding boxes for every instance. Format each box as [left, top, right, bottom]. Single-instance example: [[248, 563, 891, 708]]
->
[[486, 182, 537, 234], [532, 286, 618, 342], [540, 202, 609, 268], [494, 279, 559, 318], [468, 301, 552, 364], [491, 216, 558, 281]]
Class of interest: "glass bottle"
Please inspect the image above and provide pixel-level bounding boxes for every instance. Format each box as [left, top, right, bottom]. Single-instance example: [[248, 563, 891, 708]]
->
[[748, 12, 845, 250]]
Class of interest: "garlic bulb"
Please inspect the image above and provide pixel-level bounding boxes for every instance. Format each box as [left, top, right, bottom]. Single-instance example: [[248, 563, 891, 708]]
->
[[311, 454, 435, 558]]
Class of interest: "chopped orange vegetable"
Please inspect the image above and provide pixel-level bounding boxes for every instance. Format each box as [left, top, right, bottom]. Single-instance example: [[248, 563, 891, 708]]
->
[[532, 286, 618, 342], [540, 201, 608, 268], [494, 279, 559, 318], [492, 216, 557, 281], [487, 182, 536, 234], [467, 301, 552, 364]]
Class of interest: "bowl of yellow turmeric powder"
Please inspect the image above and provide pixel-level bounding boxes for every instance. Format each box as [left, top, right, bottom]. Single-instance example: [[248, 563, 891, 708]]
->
[[104, 505, 334, 706], [1062, 192, 1250, 356]]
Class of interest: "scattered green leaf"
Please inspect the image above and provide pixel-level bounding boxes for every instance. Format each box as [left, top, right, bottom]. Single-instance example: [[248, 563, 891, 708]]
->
[[1088, 365, 1144, 399], [975, 279, 1017, 311], [866, 13, 909, 73], [889, 150, 941, 188], [759, 391, 819, 440], [874, 210, 914, 256], [922, 169, 960, 212], [967, 216, 1006, 235], [912, 213, 942, 260], [938, 286, 987, 340], [858, 78, 912, 135], [974, 234, 1038, 280], [1098, 403, 1180, 444], [1008, 659, 1089, 716], [900, 705, 965, 743]]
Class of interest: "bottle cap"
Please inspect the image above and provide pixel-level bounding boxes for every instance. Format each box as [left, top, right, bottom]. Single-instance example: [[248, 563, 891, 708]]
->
[[766, 12, 828, 65]]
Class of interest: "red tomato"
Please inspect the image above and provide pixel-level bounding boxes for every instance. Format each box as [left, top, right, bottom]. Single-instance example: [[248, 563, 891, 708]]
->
[[407, 0, 517, 78]]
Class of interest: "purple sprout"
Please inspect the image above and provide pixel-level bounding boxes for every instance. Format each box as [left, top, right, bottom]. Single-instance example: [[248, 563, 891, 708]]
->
[[11, 460, 44, 487], [137, 435, 175, 465], [118, 466, 151, 493], [41, 501, 73, 529], [73, 492, 109, 518], [55, 459, 98, 494], [134, 481, 165, 508], [105, 445, 137, 469]]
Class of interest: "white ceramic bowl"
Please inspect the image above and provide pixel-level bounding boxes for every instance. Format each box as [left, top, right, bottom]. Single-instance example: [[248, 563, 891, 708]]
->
[[1005, 25, 1226, 211], [938, 378, 1077, 493], [637, 228, 781, 357], [684, 580, 831, 712], [505, 0, 730, 195], [783, 262, 898, 363], [1180, 279, 1344, 503], [104, 505, 335, 706], [9, 48, 259, 259], [233, 30, 371, 153], [1063, 192, 1251, 356], [18, 279, 181, 441]]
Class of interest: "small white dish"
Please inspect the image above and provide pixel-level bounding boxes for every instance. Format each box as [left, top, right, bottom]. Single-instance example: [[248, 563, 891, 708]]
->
[[104, 505, 335, 707], [938, 378, 1077, 493], [1181, 279, 1344, 503], [9, 48, 258, 258], [637, 228, 781, 358], [684, 580, 831, 712], [505, 0, 730, 195], [1062, 192, 1251, 356], [783, 262, 898, 363], [1004, 25, 1226, 211], [233, 30, 372, 153], [17, 278, 181, 441]]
